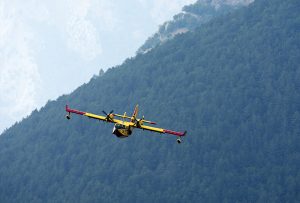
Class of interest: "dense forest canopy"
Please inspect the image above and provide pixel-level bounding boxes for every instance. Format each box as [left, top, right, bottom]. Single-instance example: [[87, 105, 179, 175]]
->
[[0, 0, 299, 202]]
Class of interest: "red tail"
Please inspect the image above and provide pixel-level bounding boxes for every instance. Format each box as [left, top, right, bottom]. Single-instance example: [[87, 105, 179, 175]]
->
[[131, 104, 138, 122]]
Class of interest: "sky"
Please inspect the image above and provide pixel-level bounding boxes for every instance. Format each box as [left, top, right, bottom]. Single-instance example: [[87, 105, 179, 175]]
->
[[0, 0, 197, 134]]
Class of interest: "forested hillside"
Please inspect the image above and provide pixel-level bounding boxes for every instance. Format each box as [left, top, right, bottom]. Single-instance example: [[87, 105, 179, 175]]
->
[[0, 0, 300, 202]]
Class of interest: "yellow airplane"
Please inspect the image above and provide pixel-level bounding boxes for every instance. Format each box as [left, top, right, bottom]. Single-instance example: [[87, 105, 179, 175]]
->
[[65, 105, 186, 143]]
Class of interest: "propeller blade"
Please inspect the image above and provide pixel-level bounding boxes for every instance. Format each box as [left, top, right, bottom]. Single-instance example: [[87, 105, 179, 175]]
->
[[102, 110, 114, 121]]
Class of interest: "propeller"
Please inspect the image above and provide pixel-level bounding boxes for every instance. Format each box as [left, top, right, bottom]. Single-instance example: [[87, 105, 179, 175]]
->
[[136, 116, 145, 127], [102, 110, 113, 115], [102, 110, 114, 121]]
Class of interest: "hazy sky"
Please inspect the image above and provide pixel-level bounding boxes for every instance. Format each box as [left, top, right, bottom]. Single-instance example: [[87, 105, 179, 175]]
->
[[0, 0, 197, 133]]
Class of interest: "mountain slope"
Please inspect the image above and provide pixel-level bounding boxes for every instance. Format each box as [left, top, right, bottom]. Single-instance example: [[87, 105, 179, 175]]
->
[[137, 0, 254, 54], [0, 0, 300, 202]]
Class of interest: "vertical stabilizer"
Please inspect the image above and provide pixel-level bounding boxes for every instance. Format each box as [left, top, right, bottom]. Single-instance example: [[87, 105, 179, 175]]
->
[[131, 105, 139, 122]]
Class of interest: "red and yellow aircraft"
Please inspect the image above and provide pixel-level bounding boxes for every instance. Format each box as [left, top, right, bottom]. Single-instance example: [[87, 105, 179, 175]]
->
[[65, 105, 186, 143]]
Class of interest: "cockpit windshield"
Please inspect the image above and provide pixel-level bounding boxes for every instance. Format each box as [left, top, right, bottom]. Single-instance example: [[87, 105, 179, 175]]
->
[[115, 124, 125, 129]]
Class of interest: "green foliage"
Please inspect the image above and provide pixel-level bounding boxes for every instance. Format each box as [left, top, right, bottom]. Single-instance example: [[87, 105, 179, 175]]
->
[[0, 0, 300, 202]]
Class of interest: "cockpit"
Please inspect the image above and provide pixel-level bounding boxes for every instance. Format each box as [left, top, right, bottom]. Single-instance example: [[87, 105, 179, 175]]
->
[[114, 124, 126, 129]]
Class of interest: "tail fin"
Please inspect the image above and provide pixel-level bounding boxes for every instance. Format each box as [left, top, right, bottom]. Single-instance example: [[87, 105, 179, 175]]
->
[[131, 104, 138, 122]]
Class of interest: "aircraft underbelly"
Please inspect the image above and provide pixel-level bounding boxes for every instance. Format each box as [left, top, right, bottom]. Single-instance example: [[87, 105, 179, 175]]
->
[[112, 126, 132, 138]]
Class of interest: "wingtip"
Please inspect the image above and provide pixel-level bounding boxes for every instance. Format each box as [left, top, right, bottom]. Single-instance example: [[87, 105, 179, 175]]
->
[[164, 129, 187, 137], [66, 104, 70, 112]]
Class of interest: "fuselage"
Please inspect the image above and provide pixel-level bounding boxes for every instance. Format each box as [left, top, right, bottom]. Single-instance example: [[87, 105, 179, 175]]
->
[[112, 123, 133, 138]]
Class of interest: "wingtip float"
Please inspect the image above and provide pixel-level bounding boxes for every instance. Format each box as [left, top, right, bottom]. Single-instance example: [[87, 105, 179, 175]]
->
[[65, 104, 187, 144]]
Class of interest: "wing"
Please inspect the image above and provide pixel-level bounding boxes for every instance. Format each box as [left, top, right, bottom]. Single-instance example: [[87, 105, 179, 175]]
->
[[66, 105, 123, 124], [139, 124, 186, 137]]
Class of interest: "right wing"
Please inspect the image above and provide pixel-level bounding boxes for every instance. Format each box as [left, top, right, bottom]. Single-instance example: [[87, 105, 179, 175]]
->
[[66, 105, 123, 124]]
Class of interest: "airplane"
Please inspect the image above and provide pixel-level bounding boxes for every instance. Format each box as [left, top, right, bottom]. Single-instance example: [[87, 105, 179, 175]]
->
[[65, 104, 187, 143]]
